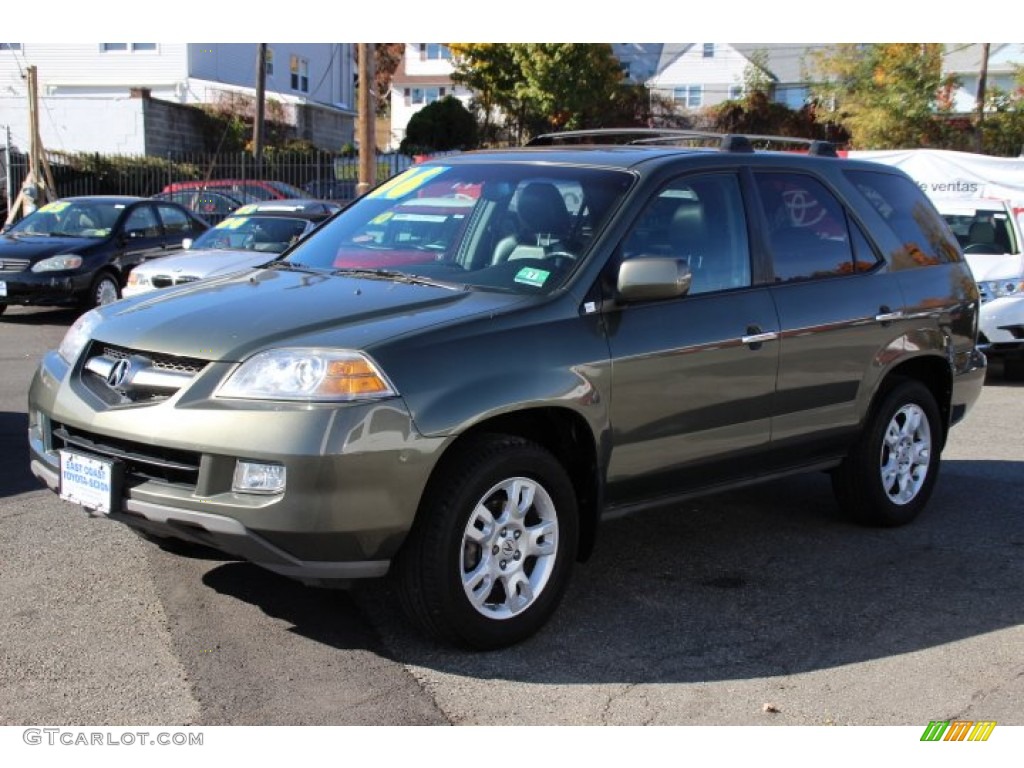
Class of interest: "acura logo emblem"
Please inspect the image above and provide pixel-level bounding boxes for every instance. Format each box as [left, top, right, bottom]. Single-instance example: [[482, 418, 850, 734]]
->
[[107, 359, 132, 389]]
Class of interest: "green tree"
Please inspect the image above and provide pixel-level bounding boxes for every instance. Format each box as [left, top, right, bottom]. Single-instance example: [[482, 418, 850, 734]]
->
[[399, 96, 478, 154], [809, 44, 958, 149], [450, 43, 625, 143]]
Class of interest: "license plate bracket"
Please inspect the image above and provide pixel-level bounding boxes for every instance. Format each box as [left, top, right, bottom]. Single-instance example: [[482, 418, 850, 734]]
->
[[58, 450, 124, 515]]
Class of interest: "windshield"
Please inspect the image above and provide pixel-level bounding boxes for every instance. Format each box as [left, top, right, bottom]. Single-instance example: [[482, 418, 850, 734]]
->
[[284, 163, 634, 294], [8, 200, 123, 238], [191, 215, 311, 254], [941, 207, 1019, 255]]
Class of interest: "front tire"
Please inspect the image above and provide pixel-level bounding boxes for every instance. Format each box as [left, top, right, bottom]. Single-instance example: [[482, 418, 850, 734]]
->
[[394, 434, 578, 650], [832, 379, 942, 527], [86, 272, 121, 308]]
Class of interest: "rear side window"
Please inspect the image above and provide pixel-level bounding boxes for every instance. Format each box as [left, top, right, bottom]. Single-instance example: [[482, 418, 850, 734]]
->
[[844, 170, 961, 267], [754, 172, 866, 281]]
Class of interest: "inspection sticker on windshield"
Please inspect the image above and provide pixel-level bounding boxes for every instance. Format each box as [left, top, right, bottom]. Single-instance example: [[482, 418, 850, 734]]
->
[[514, 267, 550, 287]]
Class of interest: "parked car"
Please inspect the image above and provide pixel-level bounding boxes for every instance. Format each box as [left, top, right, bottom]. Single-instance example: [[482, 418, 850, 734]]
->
[[28, 130, 986, 649], [0, 196, 208, 315], [938, 198, 1024, 379], [161, 179, 305, 202], [152, 189, 248, 226], [123, 200, 340, 297], [302, 178, 356, 203]]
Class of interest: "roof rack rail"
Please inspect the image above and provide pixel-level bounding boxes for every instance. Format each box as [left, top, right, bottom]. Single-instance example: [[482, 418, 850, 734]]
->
[[526, 128, 837, 157]]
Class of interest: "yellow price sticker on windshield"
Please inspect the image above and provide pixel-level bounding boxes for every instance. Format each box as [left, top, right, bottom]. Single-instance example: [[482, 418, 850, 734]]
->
[[368, 166, 449, 200], [370, 211, 394, 225], [39, 202, 70, 213], [215, 217, 246, 230], [235, 204, 257, 215]]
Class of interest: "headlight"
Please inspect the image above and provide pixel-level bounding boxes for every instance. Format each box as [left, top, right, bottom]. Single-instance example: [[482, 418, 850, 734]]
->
[[57, 309, 103, 365], [31, 254, 84, 272], [126, 271, 150, 288], [982, 279, 1024, 298], [217, 348, 397, 401]]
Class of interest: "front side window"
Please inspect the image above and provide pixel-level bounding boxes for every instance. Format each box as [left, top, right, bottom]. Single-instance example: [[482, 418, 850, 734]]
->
[[755, 172, 866, 281], [284, 163, 634, 296], [156, 204, 192, 234], [123, 205, 162, 237], [621, 173, 751, 295], [845, 170, 961, 268]]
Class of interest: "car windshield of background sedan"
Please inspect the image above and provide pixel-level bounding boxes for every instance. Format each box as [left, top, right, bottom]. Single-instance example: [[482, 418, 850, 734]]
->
[[190, 213, 312, 254], [284, 163, 634, 295], [6, 200, 124, 238]]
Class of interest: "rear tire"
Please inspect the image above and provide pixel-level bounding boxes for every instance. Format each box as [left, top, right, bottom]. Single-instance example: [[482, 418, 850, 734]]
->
[[832, 379, 942, 527], [393, 434, 578, 650]]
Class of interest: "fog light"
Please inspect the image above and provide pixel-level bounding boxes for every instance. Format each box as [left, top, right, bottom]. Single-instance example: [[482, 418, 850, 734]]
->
[[232, 461, 286, 494]]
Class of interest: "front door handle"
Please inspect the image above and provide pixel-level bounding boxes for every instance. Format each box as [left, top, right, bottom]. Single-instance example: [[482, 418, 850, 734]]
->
[[741, 325, 779, 349], [875, 306, 904, 324]]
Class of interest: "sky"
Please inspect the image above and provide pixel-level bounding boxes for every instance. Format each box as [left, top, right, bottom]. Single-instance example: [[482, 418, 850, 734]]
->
[[17, 1, 1020, 44]]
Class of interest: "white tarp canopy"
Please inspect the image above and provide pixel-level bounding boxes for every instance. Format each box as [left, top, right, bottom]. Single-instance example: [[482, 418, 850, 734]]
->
[[847, 149, 1024, 206]]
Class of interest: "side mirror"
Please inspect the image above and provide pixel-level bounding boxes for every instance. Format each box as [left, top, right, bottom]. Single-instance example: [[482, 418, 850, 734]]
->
[[617, 257, 692, 303], [182, 238, 193, 250]]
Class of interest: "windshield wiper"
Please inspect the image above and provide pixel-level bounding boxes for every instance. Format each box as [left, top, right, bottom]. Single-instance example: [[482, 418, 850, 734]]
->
[[264, 260, 325, 274], [331, 268, 464, 290]]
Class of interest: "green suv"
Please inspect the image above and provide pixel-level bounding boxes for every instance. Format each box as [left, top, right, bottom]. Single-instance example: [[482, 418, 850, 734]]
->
[[28, 131, 986, 649]]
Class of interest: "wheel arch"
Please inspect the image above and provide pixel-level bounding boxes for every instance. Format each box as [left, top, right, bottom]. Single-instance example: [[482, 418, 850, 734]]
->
[[425, 406, 602, 562], [874, 354, 953, 448]]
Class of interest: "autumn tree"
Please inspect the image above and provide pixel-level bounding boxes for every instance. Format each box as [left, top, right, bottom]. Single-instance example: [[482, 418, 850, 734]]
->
[[809, 44, 958, 149]]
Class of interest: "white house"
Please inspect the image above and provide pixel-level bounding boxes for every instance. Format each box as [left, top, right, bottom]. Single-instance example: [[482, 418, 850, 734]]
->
[[0, 43, 356, 155], [944, 43, 1024, 113], [646, 43, 830, 111], [388, 43, 473, 150]]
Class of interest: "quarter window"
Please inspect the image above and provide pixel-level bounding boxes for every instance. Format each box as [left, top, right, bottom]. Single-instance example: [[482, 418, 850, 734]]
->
[[844, 170, 961, 267], [622, 173, 751, 295], [754, 172, 864, 281]]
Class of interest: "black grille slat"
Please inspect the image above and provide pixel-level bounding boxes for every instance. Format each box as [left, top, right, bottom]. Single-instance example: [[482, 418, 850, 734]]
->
[[53, 423, 200, 488]]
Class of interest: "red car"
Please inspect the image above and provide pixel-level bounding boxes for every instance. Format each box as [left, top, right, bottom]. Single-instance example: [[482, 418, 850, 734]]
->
[[161, 179, 306, 202]]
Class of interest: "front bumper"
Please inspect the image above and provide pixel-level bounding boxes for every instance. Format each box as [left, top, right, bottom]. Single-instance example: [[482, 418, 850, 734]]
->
[[28, 349, 446, 585], [0, 269, 95, 307], [978, 296, 1024, 359]]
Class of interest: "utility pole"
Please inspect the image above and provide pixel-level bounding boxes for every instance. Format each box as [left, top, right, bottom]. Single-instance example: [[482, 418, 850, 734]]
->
[[4, 65, 55, 227], [975, 43, 990, 153], [253, 44, 267, 173], [356, 43, 376, 196]]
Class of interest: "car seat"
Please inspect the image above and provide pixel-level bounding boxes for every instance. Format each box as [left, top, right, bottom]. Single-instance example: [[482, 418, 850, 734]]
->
[[492, 182, 571, 264]]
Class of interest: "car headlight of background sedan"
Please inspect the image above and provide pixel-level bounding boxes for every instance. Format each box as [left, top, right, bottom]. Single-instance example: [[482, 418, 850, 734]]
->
[[57, 309, 103, 364], [217, 348, 397, 401], [31, 254, 84, 272], [982, 279, 1024, 298], [126, 271, 151, 288]]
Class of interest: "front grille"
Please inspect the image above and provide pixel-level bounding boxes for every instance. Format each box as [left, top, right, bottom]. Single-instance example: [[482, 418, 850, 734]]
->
[[99, 344, 207, 375], [0, 258, 30, 273], [151, 275, 200, 289], [52, 422, 200, 489], [82, 342, 210, 405]]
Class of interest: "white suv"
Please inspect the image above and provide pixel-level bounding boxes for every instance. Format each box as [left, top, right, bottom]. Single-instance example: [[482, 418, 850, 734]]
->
[[939, 199, 1024, 379]]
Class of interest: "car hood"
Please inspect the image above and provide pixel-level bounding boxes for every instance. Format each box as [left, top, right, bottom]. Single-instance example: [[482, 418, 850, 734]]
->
[[965, 252, 1024, 282], [92, 267, 531, 362], [133, 248, 275, 279], [0, 232, 100, 260]]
